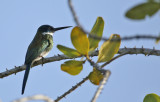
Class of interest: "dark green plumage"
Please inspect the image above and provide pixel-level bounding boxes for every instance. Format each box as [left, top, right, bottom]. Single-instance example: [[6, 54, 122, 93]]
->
[[22, 25, 72, 95], [25, 32, 53, 64]]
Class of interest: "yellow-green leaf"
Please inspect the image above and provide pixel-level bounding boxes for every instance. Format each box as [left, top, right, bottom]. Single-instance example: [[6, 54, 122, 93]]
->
[[61, 60, 83, 75], [71, 26, 89, 55], [97, 34, 121, 63], [155, 34, 160, 44], [89, 68, 104, 85], [155, 39, 160, 44], [143, 93, 160, 102], [57, 45, 81, 57], [125, 2, 160, 20], [88, 17, 104, 51]]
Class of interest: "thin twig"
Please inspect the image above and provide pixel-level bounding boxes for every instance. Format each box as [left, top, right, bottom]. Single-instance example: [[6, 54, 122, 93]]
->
[[54, 76, 89, 102], [100, 53, 127, 68], [100, 35, 160, 42], [86, 56, 100, 69], [68, 0, 82, 27], [91, 70, 111, 102], [86, 57, 107, 74]]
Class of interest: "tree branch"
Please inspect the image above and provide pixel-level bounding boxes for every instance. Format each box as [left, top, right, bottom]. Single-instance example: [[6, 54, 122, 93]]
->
[[0, 47, 159, 78], [86, 57, 100, 70], [13, 94, 54, 102], [0, 55, 76, 78]]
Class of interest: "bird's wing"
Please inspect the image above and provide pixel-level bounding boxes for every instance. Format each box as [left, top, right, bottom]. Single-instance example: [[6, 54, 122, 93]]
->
[[25, 39, 49, 64]]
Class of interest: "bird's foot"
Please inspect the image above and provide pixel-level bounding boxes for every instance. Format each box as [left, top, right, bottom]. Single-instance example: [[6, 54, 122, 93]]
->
[[41, 57, 44, 66]]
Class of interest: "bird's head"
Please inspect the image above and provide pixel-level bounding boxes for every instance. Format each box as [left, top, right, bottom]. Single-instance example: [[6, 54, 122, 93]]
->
[[38, 25, 72, 36]]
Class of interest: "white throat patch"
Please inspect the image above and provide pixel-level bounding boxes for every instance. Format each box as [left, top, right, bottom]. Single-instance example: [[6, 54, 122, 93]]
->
[[42, 32, 53, 36]]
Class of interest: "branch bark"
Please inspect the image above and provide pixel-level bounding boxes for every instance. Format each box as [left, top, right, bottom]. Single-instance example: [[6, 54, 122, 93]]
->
[[54, 76, 89, 102], [0, 47, 159, 78]]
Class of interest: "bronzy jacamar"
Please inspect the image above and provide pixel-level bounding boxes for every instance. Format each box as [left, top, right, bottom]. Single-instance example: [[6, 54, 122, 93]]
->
[[22, 25, 71, 94]]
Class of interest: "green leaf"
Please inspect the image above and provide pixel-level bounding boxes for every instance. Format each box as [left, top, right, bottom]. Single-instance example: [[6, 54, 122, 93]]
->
[[125, 2, 160, 20], [143, 93, 160, 102], [155, 39, 160, 44], [71, 26, 89, 56], [155, 34, 160, 44], [57, 45, 81, 57], [89, 68, 104, 85], [88, 17, 104, 51], [97, 34, 121, 63], [61, 60, 83, 75]]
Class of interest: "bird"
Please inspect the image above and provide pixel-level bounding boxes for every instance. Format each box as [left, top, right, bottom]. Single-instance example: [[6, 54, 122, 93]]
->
[[22, 25, 72, 94]]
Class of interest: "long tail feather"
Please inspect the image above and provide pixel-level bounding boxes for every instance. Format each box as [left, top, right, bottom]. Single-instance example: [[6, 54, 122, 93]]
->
[[22, 63, 31, 94]]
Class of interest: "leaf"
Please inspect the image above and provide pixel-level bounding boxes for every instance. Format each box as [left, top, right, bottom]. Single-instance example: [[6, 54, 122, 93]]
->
[[97, 34, 121, 63], [71, 26, 89, 56], [143, 93, 160, 102], [155, 39, 160, 44], [88, 17, 104, 51], [155, 34, 160, 44], [61, 60, 83, 75], [57, 45, 81, 57], [125, 2, 160, 20], [89, 68, 104, 85]]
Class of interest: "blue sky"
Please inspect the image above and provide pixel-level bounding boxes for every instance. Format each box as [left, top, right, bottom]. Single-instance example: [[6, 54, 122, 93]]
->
[[0, 0, 160, 102]]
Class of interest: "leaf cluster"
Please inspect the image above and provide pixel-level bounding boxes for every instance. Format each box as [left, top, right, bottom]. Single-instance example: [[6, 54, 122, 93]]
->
[[57, 17, 121, 85]]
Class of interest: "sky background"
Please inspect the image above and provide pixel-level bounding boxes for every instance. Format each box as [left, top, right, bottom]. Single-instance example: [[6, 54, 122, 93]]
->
[[0, 0, 160, 102]]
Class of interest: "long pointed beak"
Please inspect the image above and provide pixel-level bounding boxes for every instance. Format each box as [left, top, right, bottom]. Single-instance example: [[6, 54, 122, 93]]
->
[[54, 26, 72, 31]]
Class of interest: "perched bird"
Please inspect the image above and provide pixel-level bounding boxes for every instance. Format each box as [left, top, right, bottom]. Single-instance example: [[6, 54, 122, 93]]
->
[[22, 25, 71, 94]]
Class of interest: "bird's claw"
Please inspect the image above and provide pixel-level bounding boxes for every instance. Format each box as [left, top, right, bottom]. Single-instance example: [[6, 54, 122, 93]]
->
[[41, 57, 44, 66]]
